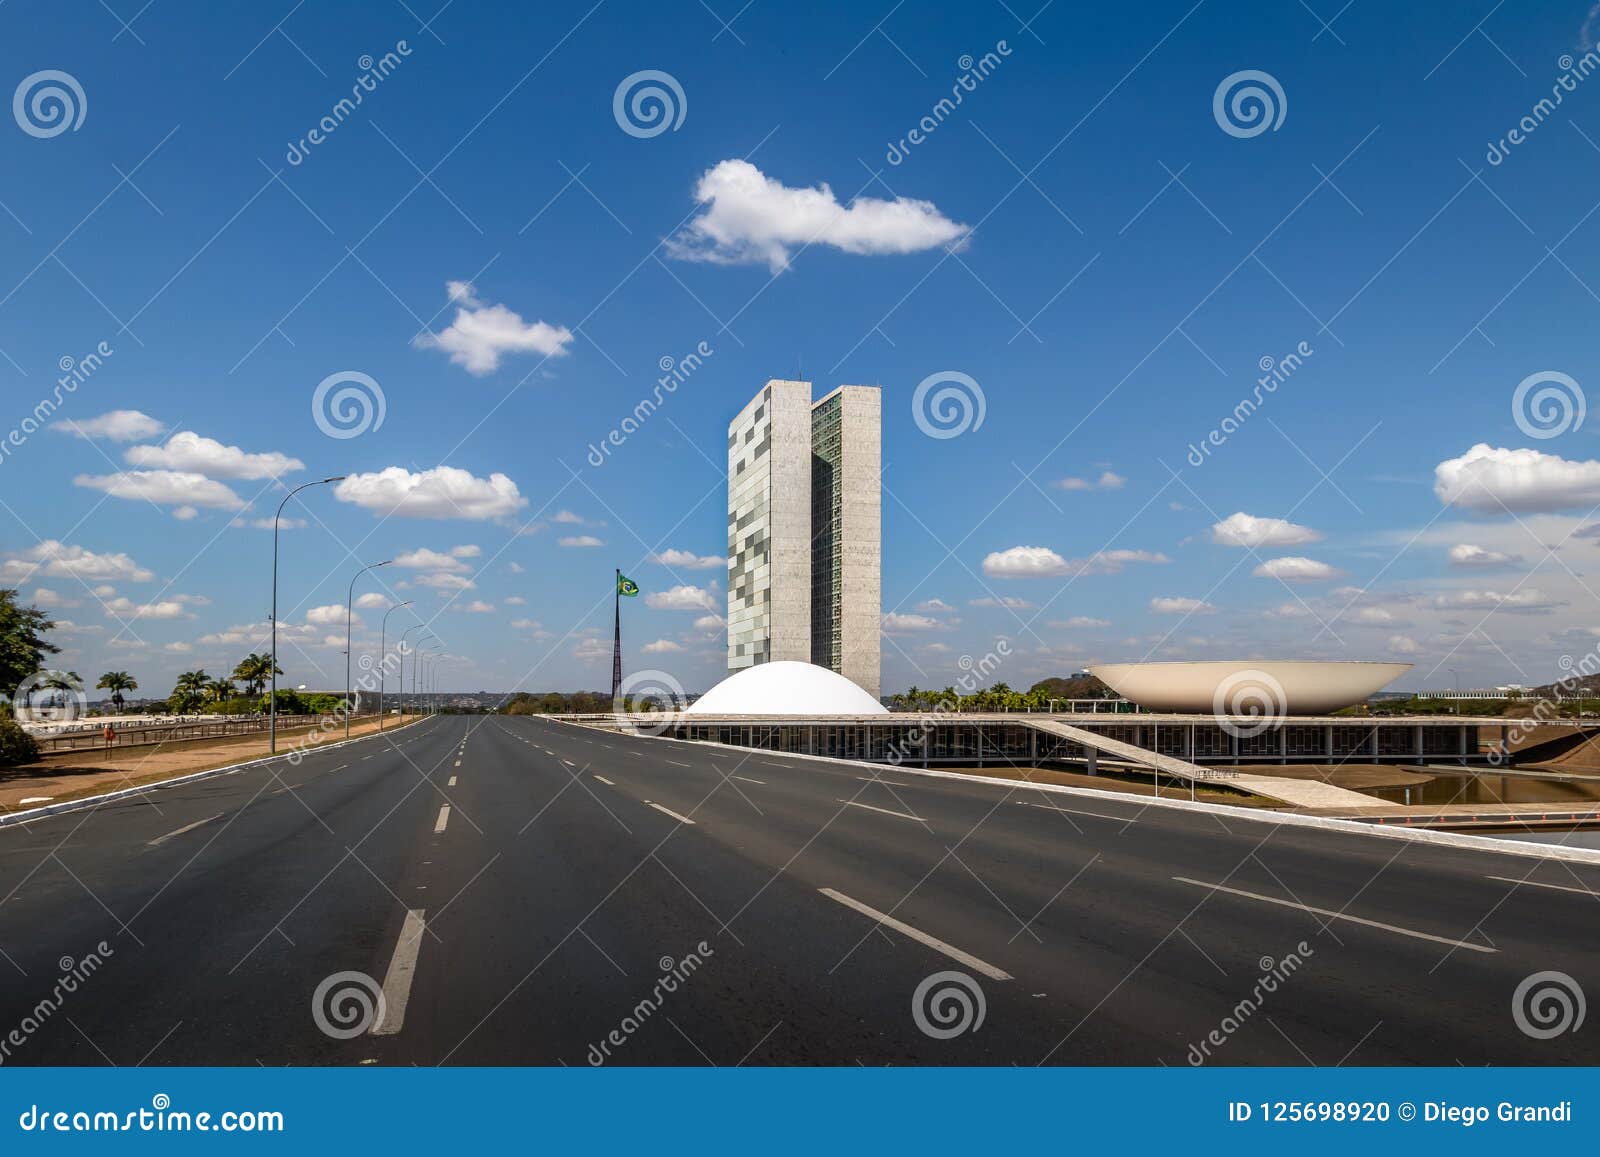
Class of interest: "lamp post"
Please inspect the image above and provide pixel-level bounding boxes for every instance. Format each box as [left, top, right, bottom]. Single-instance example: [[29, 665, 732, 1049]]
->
[[378, 601, 412, 731], [399, 625, 425, 720], [419, 643, 441, 716], [271, 475, 345, 754], [346, 560, 392, 738]]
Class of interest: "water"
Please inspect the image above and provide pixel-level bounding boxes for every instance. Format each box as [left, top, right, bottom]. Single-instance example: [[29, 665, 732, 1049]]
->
[[1365, 769, 1600, 808]]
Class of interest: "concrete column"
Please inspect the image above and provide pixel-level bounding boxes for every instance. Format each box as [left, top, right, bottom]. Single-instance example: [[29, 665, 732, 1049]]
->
[[1085, 747, 1097, 776], [1414, 724, 1424, 763], [1325, 725, 1334, 760], [1279, 726, 1288, 765]]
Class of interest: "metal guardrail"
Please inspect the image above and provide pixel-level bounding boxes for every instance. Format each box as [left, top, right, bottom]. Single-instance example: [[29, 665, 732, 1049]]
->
[[33, 715, 334, 754]]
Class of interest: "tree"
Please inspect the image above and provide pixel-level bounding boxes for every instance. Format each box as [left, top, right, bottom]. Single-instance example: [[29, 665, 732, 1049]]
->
[[203, 677, 235, 705], [170, 669, 210, 713], [0, 589, 59, 700], [231, 652, 279, 697], [95, 671, 138, 711], [37, 670, 82, 710]]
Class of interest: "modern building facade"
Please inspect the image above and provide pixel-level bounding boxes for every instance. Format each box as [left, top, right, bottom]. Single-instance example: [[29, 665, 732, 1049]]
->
[[727, 379, 881, 697]]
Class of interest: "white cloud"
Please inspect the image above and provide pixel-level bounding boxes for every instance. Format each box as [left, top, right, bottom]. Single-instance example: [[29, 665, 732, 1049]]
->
[[504, 595, 527, 606], [641, 639, 684, 653], [1434, 443, 1600, 513], [692, 614, 725, 631], [511, 618, 550, 637], [75, 469, 245, 510], [1431, 589, 1561, 613], [232, 516, 306, 530], [164, 641, 193, 653], [1054, 470, 1126, 491], [394, 547, 473, 573], [1210, 512, 1322, 547], [969, 596, 1035, 609], [507, 562, 526, 574], [102, 596, 189, 621], [124, 431, 304, 480], [645, 584, 718, 611], [306, 604, 350, 626], [558, 535, 604, 548], [415, 572, 475, 592], [573, 637, 611, 661], [449, 544, 481, 559], [1387, 634, 1420, 654], [29, 587, 77, 608], [173, 505, 199, 521], [1048, 616, 1110, 628], [335, 466, 526, 520], [1150, 596, 1216, 614], [552, 510, 585, 524], [1448, 543, 1522, 569], [1, 541, 153, 583], [651, 549, 723, 569], [982, 545, 1168, 578], [915, 598, 955, 613], [51, 409, 164, 442], [881, 612, 945, 633], [413, 281, 574, 374], [449, 600, 495, 613], [355, 592, 392, 609], [1252, 556, 1342, 583], [668, 159, 970, 273]]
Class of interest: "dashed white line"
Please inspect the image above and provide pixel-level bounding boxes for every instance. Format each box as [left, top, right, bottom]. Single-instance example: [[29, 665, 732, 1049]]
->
[[433, 805, 450, 834], [731, 776, 765, 785], [369, 908, 426, 1037], [1172, 877, 1498, 953], [644, 801, 695, 825], [1485, 874, 1598, 897], [147, 813, 224, 847], [447, 776, 457, 787], [836, 799, 925, 823], [818, 888, 1013, 980], [666, 760, 691, 768], [594, 775, 615, 786]]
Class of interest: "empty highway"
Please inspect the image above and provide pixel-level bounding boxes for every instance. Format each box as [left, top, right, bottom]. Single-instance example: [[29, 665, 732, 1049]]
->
[[0, 714, 1592, 1066]]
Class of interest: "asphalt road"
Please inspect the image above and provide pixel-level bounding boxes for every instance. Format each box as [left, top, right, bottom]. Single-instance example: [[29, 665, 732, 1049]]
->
[[0, 713, 1593, 1066]]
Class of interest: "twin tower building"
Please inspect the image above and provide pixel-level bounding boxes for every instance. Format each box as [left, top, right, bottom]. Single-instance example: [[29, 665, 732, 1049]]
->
[[727, 380, 882, 698]]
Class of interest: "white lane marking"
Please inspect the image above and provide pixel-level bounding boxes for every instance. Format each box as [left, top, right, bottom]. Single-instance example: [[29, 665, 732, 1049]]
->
[[644, 801, 695, 825], [836, 798, 925, 823], [1485, 874, 1599, 897], [370, 908, 426, 1037], [563, 760, 576, 768], [666, 760, 691, 768], [447, 776, 457, 787], [818, 888, 1013, 981], [731, 776, 765, 785], [147, 813, 224, 847], [1172, 877, 1498, 953], [1018, 800, 1141, 823], [433, 805, 450, 834], [18, 796, 53, 804], [454, 760, 461, 768], [856, 776, 912, 788], [361, 755, 372, 761], [594, 775, 615, 786]]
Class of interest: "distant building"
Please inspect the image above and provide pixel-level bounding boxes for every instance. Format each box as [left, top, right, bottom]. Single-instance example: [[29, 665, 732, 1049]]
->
[[727, 379, 881, 697]]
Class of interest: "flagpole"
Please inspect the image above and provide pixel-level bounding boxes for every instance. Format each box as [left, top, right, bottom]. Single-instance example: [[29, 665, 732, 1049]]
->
[[611, 567, 623, 704]]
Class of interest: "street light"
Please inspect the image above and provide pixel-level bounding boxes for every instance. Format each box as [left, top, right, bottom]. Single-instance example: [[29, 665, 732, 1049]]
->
[[399, 625, 425, 720], [271, 475, 346, 753], [346, 560, 392, 739], [378, 601, 413, 731], [418, 641, 441, 716]]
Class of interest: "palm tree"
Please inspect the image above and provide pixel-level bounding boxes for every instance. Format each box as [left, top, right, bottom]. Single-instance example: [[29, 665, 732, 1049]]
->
[[38, 670, 81, 710], [203, 677, 235, 705], [231, 653, 278, 697], [171, 669, 209, 713], [95, 671, 138, 711]]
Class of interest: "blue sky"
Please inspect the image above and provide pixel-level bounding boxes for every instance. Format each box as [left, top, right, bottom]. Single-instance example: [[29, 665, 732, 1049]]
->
[[6, 0, 1600, 699]]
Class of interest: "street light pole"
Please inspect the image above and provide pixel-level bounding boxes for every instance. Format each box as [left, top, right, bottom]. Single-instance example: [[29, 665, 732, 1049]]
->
[[378, 601, 412, 732], [271, 475, 345, 754], [399, 626, 424, 721], [346, 560, 392, 739]]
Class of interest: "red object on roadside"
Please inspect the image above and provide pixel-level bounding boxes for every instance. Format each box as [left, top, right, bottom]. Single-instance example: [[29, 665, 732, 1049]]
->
[[102, 724, 115, 748]]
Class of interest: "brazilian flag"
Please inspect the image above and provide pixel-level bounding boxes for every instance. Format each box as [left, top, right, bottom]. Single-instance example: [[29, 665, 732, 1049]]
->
[[617, 573, 639, 597]]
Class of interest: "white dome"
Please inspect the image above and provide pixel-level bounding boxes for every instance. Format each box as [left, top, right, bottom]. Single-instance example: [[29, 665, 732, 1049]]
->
[[1088, 660, 1412, 715], [686, 661, 887, 715]]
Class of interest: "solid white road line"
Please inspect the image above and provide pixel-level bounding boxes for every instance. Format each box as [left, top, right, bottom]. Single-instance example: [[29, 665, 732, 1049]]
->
[[147, 813, 224, 847], [594, 775, 615, 786], [645, 801, 695, 825], [666, 760, 691, 768], [1172, 876, 1498, 953], [818, 888, 1013, 981], [433, 805, 450, 834], [1486, 874, 1599, 897], [836, 799, 925, 823], [370, 908, 426, 1037], [447, 776, 457, 787], [731, 776, 765, 785]]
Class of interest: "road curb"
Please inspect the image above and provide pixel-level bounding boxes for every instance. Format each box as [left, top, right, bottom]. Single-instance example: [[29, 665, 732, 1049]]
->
[[551, 718, 1600, 868], [0, 716, 431, 832]]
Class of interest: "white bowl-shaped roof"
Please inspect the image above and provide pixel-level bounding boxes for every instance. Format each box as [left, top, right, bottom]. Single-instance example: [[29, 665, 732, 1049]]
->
[[1087, 660, 1412, 716], [686, 661, 887, 716]]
